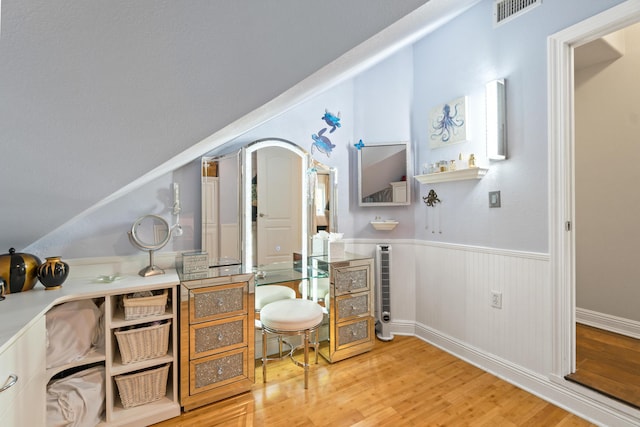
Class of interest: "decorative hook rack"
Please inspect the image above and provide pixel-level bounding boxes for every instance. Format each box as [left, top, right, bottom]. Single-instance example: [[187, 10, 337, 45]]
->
[[423, 189, 441, 207]]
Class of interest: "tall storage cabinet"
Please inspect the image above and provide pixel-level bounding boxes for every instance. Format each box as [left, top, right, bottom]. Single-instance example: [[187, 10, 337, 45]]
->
[[179, 270, 255, 412], [317, 255, 375, 363]]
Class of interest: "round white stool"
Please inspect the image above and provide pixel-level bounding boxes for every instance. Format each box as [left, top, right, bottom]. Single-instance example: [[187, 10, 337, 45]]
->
[[255, 285, 296, 311], [260, 298, 324, 389]]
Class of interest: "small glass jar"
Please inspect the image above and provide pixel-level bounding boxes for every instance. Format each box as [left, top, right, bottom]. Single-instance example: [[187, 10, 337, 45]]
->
[[438, 160, 448, 172]]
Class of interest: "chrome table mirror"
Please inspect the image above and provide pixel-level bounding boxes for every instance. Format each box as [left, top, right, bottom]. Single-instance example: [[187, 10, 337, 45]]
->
[[128, 214, 172, 277]]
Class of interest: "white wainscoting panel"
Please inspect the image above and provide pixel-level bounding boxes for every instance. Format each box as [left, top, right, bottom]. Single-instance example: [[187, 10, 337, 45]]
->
[[413, 241, 552, 376]]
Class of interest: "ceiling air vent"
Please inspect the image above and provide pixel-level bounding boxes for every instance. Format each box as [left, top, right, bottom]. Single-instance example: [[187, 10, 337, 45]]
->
[[494, 0, 541, 27]]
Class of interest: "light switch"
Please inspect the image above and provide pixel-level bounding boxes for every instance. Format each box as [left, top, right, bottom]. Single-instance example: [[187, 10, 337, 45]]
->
[[489, 191, 501, 208]]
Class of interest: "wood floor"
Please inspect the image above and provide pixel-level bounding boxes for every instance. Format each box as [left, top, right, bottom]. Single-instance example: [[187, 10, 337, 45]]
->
[[566, 323, 640, 409], [152, 335, 593, 426]]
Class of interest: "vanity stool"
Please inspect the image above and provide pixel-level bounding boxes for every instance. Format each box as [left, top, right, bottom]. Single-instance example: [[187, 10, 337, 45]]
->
[[255, 285, 297, 358], [260, 298, 324, 389], [255, 285, 296, 312]]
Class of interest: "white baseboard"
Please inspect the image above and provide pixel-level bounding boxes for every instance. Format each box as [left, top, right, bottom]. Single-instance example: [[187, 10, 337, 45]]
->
[[576, 308, 640, 339], [387, 321, 640, 427]]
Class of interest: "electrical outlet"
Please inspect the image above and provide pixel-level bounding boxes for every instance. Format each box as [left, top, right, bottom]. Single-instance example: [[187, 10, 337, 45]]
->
[[491, 290, 503, 309]]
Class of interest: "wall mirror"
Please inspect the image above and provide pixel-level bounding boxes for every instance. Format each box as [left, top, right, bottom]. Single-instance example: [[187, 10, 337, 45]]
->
[[357, 142, 411, 206], [201, 151, 242, 267], [201, 138, 338, 270]]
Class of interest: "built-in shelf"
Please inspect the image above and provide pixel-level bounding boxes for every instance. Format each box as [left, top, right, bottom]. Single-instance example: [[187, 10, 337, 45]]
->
[[370, 220, 399, 231], [414, 167, 488, 184]]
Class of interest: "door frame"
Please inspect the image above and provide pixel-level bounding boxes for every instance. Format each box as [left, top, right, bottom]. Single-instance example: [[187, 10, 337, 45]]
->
[[549, 0, 640, 379]]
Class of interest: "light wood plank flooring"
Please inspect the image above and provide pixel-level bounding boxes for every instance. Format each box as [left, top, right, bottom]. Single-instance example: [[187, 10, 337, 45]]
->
[[153, 335, 593, 426], [566, 323, 640, 409]]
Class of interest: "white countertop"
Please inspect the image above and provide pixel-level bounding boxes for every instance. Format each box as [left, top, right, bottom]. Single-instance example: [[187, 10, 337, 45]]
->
[[0, 267, 179, 353]]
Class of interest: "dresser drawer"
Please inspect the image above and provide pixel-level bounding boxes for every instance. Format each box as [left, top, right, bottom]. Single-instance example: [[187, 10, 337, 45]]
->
[[190, 315, 247, 358], [190, 282, 247, 323], [333, 265, 369, 295], [335, 293, 370, 321], [336, 317, 372, 350], [0, 316, 45, 412], [190, 348, 248, 395]]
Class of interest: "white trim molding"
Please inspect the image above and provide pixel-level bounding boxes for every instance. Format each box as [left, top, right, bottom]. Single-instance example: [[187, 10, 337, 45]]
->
[[548, 0, 640, 383], [576, 308, 640, 340], [411, 321, 640, 426]]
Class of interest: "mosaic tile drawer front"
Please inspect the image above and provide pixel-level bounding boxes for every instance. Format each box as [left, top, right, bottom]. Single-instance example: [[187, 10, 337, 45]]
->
[[192, 317, 246, 357], [337, 318, 371, 348], [191, 348, 247, 393], [336, 293, 370, 321], [334, 267, 369, 295], [191, 283, 245, 321]]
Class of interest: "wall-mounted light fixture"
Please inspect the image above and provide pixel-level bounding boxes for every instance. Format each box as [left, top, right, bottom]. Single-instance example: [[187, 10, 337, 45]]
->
[[486, 78, 507, 160]]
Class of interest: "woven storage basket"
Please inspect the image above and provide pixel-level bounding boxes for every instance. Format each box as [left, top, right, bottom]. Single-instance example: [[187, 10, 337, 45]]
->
[[122, 289, 168, 320], [115, 320, 171, 364], [115, 363, 170, 409]]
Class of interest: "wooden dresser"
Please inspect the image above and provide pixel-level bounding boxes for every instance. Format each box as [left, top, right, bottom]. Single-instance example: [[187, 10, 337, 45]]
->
[[178, 267, 254, 412]]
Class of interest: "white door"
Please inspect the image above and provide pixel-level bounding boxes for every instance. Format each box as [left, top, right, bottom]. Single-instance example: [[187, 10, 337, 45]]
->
[[256, 147, 302, 265]]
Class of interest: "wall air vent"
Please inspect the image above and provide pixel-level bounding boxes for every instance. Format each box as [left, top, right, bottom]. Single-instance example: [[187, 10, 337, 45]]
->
[[493, 0, 541, 27]]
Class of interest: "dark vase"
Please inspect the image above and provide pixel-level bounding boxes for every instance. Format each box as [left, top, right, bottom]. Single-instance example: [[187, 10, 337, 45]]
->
[[37, 256, 69, 290]]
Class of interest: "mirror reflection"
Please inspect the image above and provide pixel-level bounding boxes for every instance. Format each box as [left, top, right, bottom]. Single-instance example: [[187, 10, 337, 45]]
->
[[201, 138, 338, 269], [201, 152, 241, 266], [358, 142, 411, 206], [246, 142, 304, 266]]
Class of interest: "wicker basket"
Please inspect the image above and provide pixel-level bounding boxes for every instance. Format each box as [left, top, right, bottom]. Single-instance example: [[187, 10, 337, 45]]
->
[[115, 363, 170, 409], [122, 289, 168, 320], [115, 321, 171, 364]]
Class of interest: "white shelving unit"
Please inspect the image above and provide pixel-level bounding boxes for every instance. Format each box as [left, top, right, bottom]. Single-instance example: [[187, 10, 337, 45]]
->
[[414, 167, 488, 184], [44, 285, 180, 427]]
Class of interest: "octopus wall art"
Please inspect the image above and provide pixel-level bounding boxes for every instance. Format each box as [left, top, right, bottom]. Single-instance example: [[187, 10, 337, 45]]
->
[[428, 96, 467, 148]]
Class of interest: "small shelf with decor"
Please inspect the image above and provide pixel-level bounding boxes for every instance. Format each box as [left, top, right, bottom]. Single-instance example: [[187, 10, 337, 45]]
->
[[414, 167, 488, 184]]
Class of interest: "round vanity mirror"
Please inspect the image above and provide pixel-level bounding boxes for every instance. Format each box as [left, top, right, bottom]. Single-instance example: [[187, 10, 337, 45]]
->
[[128, 214, 172, 277]]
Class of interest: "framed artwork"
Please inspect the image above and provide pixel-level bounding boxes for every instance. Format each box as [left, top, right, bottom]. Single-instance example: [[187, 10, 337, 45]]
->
[[428, 96, 467, 149]]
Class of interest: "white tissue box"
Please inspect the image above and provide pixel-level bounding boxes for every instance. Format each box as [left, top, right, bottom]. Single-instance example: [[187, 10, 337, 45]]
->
[[328, 241, 345, 260], [312, 237, 328, 256]]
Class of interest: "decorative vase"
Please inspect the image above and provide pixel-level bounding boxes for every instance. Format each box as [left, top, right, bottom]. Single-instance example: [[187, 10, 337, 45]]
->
[[37, 256, 69, 290], [0, 248, 42, 294]]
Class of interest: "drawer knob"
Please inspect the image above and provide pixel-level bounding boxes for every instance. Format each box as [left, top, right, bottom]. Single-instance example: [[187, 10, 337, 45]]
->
[[350, 305, 356, 311], [217, 367, 223, 376], [217, 333, 224, 341], [0, 374, 18, 392], [217, 299, 224, 306]]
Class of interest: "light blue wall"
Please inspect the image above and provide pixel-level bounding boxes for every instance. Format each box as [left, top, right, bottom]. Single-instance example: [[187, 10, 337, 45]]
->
[[411, 0, 626, 253], [31, 0, 629, 260]]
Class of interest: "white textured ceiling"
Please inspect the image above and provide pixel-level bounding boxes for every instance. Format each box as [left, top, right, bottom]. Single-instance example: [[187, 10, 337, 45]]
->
[[0, 0, 435, 252]]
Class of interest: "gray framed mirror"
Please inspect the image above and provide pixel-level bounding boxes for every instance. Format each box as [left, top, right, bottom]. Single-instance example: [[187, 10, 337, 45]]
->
[[201, 138, 338, 270], [357, 141, 411, 207]]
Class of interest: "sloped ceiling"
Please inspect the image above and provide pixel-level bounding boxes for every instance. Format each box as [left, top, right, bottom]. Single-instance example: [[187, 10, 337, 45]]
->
[[0, 0, 441, 252]]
